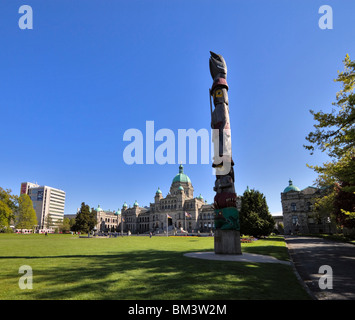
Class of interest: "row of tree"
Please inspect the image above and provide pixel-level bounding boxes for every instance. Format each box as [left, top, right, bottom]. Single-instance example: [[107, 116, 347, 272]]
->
[[304, 54, 355, 232], [0, 189, 96, 233]]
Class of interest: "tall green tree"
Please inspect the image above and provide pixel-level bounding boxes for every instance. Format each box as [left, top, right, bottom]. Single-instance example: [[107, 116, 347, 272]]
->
[[304, 54, 355, 226], [60, 217, 71, 233], [73, 202, 97, 233], [16, 194, 37, 230], [0, 188, 17, 232], [69, 218, 76, 230], [239, 189, 275, 237], [304, 54, 355, 161]]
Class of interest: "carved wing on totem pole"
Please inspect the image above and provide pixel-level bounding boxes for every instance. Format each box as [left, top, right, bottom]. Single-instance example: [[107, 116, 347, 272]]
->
[[209, 51, 240, 231]]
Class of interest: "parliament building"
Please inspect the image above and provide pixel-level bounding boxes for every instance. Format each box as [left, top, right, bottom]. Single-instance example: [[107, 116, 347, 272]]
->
[[281, 179, 336, 235], [96, 164, 241, 234]]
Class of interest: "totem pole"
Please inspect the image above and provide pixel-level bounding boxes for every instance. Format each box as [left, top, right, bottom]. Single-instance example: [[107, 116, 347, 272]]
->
[[209, 51, 241, 254]]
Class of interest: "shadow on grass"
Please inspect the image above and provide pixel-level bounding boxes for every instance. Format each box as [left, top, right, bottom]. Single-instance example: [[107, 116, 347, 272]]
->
[[1, 248, 309, 300]]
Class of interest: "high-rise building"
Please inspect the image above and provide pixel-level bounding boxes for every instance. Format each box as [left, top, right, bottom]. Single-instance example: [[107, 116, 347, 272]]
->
[[20, 182, 66, 230]]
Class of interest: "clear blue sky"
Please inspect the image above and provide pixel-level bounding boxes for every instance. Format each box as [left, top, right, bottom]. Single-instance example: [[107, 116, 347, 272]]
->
[[1, 0, 354, 215]]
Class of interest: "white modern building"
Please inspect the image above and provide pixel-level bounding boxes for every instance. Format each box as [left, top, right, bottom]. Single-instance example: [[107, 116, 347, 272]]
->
[[20, 182, 66, 230]]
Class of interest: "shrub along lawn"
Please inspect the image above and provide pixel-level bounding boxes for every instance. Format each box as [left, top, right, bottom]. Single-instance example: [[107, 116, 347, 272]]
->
[[0, 234, 310, 300]]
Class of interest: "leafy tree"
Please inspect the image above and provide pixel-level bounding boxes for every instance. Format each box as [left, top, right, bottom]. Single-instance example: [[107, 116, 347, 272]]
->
[[239, 189, 275, 237], [45, 214, 53, 229], [333, 182, 355, 229], [73, 202, 97, 233], [60, 217, 71, 233], [0, 187, 17, 232], [304, 54, 355, 161], [309, 186, 340, 233], [304, 54, 355, 226], [69, 218, 76, 230], [16, 194, 37, 230]]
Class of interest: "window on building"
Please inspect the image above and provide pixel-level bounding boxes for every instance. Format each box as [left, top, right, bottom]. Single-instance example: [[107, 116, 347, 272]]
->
[[291, 203, 297, 212], [292, 215, 298, 225]]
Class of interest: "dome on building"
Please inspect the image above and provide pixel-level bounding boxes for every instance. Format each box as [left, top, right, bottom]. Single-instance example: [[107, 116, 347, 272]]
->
[[96, 205, 103, 212], [115, 209, 121, 216], [283, 179, 301, 193], [244, 186, 251, 193], [172, 164, 191, 184], [197, 194, 203, 200], [122, 202, 128, 208], [178, 185, 184, 191], [133, 200, 139, 207], [156, 187, 162, 194]]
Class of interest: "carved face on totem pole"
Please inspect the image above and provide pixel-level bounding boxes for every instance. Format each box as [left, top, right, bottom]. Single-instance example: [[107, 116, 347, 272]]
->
[[209, 51, 227, 80]]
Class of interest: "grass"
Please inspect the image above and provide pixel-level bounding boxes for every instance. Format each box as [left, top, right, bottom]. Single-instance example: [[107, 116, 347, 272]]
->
[[0, 234, 310, 300]]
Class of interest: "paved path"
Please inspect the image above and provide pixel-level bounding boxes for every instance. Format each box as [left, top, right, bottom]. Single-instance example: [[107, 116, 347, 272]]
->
[[285, 236, 355, 300], [184, 252, 291, 265]]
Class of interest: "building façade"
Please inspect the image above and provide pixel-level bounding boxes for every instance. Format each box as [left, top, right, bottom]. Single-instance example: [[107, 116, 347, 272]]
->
[[281, 179, 336, 235], [99, 164, 242, 234]]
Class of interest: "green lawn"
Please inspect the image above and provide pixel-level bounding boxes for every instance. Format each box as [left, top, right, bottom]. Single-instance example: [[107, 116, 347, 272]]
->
[[0, 234, 310, 300]]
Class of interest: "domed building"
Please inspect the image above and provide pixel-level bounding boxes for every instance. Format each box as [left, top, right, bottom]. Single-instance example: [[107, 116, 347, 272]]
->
[[281, 179, 335, 235], [170, 164, 194, 198], [244, 186, 251, 194], [94, 205, 122, 232], [283, 179, 301, 193], [120, 164, 241, 234]]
